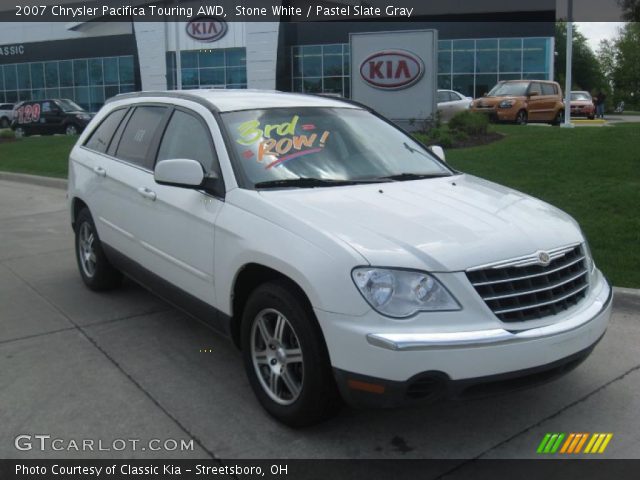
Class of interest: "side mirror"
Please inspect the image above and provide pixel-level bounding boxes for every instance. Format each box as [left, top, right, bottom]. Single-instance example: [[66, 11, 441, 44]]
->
[[154, 159, 206, 188], [429, 145, 446, 162]]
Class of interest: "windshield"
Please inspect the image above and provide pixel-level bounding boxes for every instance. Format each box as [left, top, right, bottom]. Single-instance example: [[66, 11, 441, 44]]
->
[[56, 99, 85, 112], [487, 82, 529, 97], [571, 92, 592, 101], [221, 107, 452, 188]]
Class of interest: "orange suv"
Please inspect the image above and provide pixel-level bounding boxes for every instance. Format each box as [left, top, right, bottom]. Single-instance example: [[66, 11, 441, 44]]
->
[[471, 80, 564, 125]]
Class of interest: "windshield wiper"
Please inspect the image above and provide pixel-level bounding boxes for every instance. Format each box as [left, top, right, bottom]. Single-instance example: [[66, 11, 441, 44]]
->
[[254, 177, 381, 189], [376, 173, 452, 182]]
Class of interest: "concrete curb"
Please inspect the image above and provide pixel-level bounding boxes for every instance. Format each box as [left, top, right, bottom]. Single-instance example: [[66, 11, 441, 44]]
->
[[0, 171, 67, 190], [614, 286, 640, 298]]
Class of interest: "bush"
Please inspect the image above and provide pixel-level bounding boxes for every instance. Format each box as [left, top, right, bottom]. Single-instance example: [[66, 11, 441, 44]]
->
[[0, 129, 16, 140], [415, 127, 453, 148], [448, 110, 489, 136]]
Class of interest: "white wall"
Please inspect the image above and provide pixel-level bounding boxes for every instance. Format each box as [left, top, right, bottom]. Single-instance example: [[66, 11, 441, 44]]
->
[[246, 23, 280, 90], [133, 22, 168, 91]]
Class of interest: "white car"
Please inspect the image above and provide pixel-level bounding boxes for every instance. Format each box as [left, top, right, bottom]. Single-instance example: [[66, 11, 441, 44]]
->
[[68, 90, 612, 426], [437, 90, 472, 122], [0, 103, 14, 128]]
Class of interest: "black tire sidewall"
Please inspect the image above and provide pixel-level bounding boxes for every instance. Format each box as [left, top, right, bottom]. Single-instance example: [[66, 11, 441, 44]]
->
[[517, 110, 527, 125], [240, 282, 339, 427]]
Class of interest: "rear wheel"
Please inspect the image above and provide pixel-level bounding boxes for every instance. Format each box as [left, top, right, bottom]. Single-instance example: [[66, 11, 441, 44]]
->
[[515, 110, 528, 125], [0, 117, 9, 128], [74, 208, 122, 291], [14, 126, 26, 137], [241, 281, 341, 427], [552, 110, 564, 126]]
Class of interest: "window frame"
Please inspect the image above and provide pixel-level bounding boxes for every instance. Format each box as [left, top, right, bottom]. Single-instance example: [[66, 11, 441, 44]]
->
[[83, 106, 129, 154]]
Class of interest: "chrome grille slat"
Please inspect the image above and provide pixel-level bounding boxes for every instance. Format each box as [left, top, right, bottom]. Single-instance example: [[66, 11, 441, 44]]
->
[[482, 269, 588, 301], [470, 255, 586, 287], [466, 245, 589, 323], [493, 284, 589, 315]]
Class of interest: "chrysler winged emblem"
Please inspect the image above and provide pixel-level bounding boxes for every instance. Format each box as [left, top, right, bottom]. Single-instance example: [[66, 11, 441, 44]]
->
[[537, 251, 551, 267]]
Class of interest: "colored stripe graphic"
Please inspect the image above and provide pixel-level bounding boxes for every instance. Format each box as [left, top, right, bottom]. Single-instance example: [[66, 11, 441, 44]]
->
[[539, 433, 613, 454]]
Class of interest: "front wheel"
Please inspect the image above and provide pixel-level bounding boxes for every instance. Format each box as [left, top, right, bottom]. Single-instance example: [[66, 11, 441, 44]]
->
[[515, 110, 528, 125], [14, 126, 26, 138], [65, 123, 80, 136], [241, 282, 341, 427], [74, 208, 122, 291]]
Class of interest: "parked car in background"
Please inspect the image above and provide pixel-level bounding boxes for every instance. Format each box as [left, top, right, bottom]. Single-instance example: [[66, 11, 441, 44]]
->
[[437, 89, 472, 122], [0, 103, 14, 128], [11, 99, 93, 137], [68, 90, 611, 426], [471, 80, 564, 125], [570, 91, 596, 120]]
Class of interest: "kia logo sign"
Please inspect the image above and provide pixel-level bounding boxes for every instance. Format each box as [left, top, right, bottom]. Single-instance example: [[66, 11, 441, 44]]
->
[[360, 50, 425, 90], [186, 17, 227, 43]]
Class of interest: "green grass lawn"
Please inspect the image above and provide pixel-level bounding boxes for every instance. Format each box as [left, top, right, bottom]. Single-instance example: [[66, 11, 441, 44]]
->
[[0, 125, 639, 287], [0, 135, 75, 178], [446, 124, 640, 288]]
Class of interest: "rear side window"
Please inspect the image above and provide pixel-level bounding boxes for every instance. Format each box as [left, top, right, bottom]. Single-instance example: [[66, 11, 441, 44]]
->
[[156, 110, 219, 174], [541, 83, 556, 96], [115, 106, 167, 168], [85, 108, 127, 153]]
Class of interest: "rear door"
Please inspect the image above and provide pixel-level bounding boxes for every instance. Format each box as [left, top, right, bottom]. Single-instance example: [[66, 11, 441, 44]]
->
[[131, 104, 224, 305], [526, 82, 544, 121], [540, 83, 559, 120], [91, 104, 171, 261], [41, 100, 65, 133]]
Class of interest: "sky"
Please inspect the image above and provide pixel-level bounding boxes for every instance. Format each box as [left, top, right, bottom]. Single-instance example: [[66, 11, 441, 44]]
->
[[575, 22, 627, 53]]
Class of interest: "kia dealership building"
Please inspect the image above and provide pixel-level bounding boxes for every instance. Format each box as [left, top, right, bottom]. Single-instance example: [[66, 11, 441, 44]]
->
[[0, 0, 556, 118]]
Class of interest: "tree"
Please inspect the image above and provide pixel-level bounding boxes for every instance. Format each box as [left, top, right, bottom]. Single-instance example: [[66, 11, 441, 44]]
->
[[617, 0, 640, 21], [554, 22, 609, 94], [610, 22, 640, 108]]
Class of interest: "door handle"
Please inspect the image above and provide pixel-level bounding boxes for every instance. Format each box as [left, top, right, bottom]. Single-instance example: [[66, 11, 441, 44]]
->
[[137, 187, 157, 201], [93, 166, 106, 177]]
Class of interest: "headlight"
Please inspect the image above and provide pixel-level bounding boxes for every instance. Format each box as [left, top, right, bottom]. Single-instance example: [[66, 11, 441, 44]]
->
[[498, 100, 515, 108], [351, 267, 460, 318], [76, 114, 91, 120]]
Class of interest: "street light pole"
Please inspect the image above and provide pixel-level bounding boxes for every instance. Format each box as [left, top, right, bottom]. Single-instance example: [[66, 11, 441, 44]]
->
[[562, 0, 574, 128], [175, 0, 182, 90]]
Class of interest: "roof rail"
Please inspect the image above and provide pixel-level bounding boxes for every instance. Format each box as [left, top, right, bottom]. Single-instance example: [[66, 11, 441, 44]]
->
[[106, 91, 219, 112]]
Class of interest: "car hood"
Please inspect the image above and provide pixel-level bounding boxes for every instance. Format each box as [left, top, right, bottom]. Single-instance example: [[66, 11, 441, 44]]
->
[[257, 174, 584, 271]]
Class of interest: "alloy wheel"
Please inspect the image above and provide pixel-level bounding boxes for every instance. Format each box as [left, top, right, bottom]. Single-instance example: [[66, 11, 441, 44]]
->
[[78, 222, 97, 278], [250, 308, 304, 405]]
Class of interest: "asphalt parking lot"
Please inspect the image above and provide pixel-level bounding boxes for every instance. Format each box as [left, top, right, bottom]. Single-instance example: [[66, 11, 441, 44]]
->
[[1, 178, 639, 462]]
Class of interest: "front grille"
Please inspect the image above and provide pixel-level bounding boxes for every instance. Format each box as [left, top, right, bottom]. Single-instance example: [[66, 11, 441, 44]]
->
[[466, 245, 589, 322]]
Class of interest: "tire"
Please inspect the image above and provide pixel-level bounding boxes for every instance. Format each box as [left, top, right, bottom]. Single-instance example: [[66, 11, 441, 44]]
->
[[552, 110, 564, 126], [588, 115, 595, 120], [241, 281, 341, 427], [14, 126, 26, 138], [515, 110, 528, 125], [65, 123, 80, 136], [0, 117, 9, 129], [74, 208, 122, 291]]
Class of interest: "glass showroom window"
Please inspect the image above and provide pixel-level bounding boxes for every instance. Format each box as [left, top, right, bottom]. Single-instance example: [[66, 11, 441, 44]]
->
[[437, 37, 552, 98], [291, 44, 350, 98], [166, 48, 247, 90], [0, 55, 135, 110]]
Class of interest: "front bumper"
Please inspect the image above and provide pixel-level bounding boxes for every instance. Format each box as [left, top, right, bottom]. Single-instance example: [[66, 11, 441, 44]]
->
[[317, 274, 612, 406]]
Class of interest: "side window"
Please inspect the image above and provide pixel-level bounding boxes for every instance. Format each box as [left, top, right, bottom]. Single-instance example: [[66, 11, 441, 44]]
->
[[84, 108, 127, 154], [541, 83, 556, 96], [156, 110, 219, 175], [437, 91, 448, 103], [528, 82, 542, 96], [115, 106, 167, 168]]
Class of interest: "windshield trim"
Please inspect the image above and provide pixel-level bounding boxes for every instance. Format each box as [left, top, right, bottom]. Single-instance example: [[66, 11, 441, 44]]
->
[[218, 106, 456, 191]]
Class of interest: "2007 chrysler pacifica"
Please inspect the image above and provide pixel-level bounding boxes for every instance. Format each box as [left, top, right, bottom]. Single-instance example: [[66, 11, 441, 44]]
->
[[68, 90, 612, 426]]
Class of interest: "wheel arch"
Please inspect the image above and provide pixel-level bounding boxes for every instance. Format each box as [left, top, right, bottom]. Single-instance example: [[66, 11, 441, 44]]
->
[[71, 197, 89, 231], [229, 263, 315, 350]]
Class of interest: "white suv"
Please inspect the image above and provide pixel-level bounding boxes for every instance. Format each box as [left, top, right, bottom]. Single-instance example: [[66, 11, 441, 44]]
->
[[68, 90, 612, 426]]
